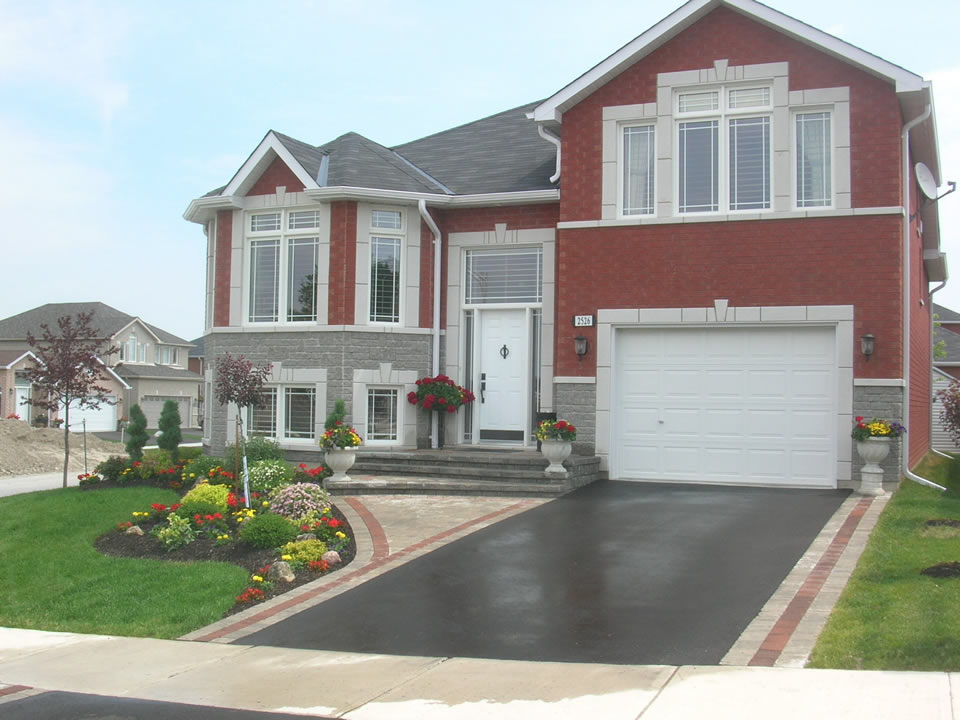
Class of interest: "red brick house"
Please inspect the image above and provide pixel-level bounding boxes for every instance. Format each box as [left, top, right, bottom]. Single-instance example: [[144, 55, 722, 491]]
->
[[185, 0, 947, 490]]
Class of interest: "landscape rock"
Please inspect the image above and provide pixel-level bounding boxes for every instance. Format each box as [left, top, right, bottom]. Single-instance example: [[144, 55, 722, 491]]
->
[[124, 526, 144, 536], [296, 533, 317, 542], [268, 561, 296, 583], [322, 550, 341, 566]]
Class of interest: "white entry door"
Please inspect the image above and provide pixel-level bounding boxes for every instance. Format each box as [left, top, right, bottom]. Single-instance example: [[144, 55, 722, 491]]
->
[[14, 386, 31, 423], [478, 309, 527, 442]]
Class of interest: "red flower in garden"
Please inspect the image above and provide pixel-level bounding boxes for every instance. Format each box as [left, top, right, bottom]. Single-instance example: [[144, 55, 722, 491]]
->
[[446, 405, 456, 413]]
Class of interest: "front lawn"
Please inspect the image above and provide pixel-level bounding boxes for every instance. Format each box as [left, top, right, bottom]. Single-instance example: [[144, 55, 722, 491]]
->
[[0, 487, 250, 638], [808, 454, 960, 670]]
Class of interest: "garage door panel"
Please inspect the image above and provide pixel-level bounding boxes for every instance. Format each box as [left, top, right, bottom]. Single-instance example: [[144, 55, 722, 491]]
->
[[614, 326, 836, 487]]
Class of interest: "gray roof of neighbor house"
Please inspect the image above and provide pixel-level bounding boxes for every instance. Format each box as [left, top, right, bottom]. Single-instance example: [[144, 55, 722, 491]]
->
[[114, 364, 202, 381], [0, 303, 192, 347], [188, 336, 205, 358], [935, 326, 960, 366], [934, 303, 960, 323]]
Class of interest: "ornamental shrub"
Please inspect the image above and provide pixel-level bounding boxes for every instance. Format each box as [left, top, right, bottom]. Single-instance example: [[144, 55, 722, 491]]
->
[[248, 459, 294, 494], [151, 514, 197, 551], [324, 398, 347, 431], [182, 455, 228, 486], [94, 456, 129, 482], [278, 539, 329, 571], [238, 512, 300, 549], [226, 435, 284, 464], [125, 404, 150, 461], [181, 481, 231, 511], [268, 483, 330, 523], [174, 499, 223, 523], [134, 451, 173, 480], [157, 400, 183, 461]]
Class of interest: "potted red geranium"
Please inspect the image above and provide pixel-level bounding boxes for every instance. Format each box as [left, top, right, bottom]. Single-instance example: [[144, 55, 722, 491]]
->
[[407, 375, 475, 414]]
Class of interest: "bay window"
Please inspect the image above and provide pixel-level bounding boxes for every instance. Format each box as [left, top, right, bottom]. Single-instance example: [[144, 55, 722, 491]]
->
[[247, 210, 319, 324]]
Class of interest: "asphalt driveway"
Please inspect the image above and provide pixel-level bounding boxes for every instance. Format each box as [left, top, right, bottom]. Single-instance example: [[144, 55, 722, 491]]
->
[[239, 481, 849, 665]]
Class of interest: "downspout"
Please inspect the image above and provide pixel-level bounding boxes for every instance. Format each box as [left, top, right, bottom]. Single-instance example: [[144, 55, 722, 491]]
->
[[900, 105, 945, 490], [537, 125, 562, 184], [929, 280, 952, 460], [418, 199, 442, 449]]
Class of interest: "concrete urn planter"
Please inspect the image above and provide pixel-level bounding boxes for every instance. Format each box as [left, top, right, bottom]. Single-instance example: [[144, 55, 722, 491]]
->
[[541, 439, 572, 474], [856, 437, 891, 496], [324, 448, 356, 485]]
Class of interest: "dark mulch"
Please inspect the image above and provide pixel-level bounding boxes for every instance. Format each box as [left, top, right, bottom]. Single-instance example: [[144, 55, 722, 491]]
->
[[87, 477, 357, 616], [921, 562, 960, 578], [926, 519, 960, 528]]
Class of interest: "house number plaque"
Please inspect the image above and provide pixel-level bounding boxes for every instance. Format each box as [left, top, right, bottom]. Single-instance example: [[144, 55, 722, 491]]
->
[[573, 314, 595, 327]]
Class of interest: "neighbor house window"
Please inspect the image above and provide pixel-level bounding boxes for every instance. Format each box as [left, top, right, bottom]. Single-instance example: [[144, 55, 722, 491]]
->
[[796, 111, 832, 207], [247, 210, 319, 323], [248, 386, 316, 441], [622, 124, 655, 216], [676, 86, 772, 213], [367, 388, 398, 442], [369, 209, 403, 324]]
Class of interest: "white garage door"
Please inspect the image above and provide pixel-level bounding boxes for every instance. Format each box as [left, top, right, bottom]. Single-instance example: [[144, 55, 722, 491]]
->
[[142, 396, 191, 428], [64, 395, 117, 433], [614, 326, 836, 487]]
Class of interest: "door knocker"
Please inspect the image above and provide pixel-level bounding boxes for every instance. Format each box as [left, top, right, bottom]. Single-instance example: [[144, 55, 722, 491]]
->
[[499, 344, 510, 359]]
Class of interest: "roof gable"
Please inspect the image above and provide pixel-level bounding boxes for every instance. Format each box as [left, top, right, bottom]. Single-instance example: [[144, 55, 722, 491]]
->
[[0, 303, 190, 346], [530, 0, 928, 126], [222, 131, 320, 197]]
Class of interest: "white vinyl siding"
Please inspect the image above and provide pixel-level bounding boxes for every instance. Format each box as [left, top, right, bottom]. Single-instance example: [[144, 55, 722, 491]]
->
[[464, 248, 543, 305], [796, 111, 832, 208], [622, 125, 655, 216]]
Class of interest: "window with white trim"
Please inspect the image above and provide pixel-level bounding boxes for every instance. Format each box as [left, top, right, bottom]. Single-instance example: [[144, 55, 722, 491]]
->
[[622, 124, 655, 216], [159, 347, 180, 366], [369, 209, 403, 324], [795, 111, 832, 208], [676, 85, 771, 214], [247, 386, 316, 441], [247, 210, 319, 324], [464, 247, 542, 305], [366, 388, 399, 442]]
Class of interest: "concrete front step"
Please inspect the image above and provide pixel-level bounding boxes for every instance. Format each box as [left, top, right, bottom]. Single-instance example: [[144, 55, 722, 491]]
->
[[326, 475, 575, 497]]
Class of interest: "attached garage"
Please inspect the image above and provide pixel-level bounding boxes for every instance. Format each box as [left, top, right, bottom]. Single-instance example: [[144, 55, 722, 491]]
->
[[613, 325, 837, 487], [64, 396, 118, 433], [141, 396, 191, 428]]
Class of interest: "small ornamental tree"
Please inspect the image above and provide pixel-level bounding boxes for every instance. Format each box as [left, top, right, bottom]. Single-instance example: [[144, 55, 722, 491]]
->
[[214, 352, 272, 497], [157, 399, 183, 461], [938, 381, 960, 446], [23, 310, 118, 488], [125, 404, 149, 461]]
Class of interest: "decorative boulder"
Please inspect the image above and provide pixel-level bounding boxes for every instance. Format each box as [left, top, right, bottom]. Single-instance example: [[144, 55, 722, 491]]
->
[[268, 561, 296, 583], [322, 550, 341, 566], [296, 533, 317, 542], [125, 526, 144, 536]]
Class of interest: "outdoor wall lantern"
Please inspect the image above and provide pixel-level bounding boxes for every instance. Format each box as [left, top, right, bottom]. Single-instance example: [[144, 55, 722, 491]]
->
[[860, 333, 875, 360], [574, 335, 589, 361]]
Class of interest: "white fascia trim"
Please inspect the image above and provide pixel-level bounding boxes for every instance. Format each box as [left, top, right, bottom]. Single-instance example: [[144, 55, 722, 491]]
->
[[99, 359, 133, 390], [223, 132, 319, 197], [113, 319, 163, 345], [853, 378, 905, 387], [531, 0, 926, 124], [183, 195, 243, 224], [557, 206, 904, 229], [0, 350, 40, 369], [303, 186, 559, 208]]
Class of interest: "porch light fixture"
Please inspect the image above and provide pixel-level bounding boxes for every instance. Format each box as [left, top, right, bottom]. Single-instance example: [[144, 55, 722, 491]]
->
[[574, 335, 589, 361], [860, 333, 875, 360]]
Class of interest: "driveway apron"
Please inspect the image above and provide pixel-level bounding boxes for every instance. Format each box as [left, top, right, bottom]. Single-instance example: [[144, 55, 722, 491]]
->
[[237, 481, 849, 666]]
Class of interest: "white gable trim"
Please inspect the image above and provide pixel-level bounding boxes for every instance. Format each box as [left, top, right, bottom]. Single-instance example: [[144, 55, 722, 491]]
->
[[531, 0, 927, 125], [222, 132, 319, 198], [113, 319, 162, 345], [0, 350, 40, 370]]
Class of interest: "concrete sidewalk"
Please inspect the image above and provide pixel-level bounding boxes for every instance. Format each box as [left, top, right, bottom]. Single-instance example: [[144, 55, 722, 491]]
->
[[0, 628, 954, 719]]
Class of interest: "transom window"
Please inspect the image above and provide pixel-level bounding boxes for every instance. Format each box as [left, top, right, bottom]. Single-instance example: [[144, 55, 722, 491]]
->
[[465, 247, 543, 305], [676, 85, 772, 213], [248, 386, 316, 441], [247, 209, 320, 324], [367, 388, 398, 442]]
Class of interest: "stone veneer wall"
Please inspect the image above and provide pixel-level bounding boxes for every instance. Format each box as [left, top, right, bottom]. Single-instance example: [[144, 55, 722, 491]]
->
[[850, 385, 904, 491], [553, 381, 597, 457], [204, 331, 433, 456]]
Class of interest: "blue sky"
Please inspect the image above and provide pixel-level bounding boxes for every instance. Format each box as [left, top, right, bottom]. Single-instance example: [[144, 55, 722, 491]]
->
[[2, 0, 959, 342]]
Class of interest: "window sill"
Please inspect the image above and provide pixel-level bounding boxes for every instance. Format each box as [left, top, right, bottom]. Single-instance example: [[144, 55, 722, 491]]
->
[[560, 206, 902, 229]]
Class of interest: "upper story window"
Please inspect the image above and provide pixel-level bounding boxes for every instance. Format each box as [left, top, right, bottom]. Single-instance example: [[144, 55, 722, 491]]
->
[[120, 332, 148, 364], [676, 85, 771, 214], [159, 346, 180, 366], [622, 125, 655, 216], [369, 209, 404, 324], [247, 209, 320, 324], [465, 247, 543, 305], [796, 111, 832, 208]]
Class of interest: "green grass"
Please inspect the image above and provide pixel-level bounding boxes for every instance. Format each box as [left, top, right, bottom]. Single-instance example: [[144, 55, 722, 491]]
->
[[808, 454, 960, 670], [0, 487, 249, 638]]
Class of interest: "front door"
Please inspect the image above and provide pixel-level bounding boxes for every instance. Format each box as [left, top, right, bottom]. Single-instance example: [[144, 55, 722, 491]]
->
[[14, 386, 31, 424], [478, 308, 527, 442]]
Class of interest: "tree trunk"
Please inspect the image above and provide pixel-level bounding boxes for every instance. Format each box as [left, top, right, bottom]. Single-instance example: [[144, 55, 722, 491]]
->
[[62, 404, 70, 489]]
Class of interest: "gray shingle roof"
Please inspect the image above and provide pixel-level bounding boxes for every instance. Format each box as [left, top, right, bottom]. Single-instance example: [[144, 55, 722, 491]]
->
[[934, 303, 960, 323], [188, 336, 205, 358], [0, 303, 192, 346], [275, 131, 328, 184], [935, 326, 960, 365], [114, 364, 202, 380], [394, 101, 557, 195], [317, 132, 449, 194]]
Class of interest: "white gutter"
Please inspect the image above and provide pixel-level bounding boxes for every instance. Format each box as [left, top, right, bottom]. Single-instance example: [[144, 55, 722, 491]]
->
[[537, 125, 562, 184], [418, 199, 442, 450], [901, 105, 945, 490]]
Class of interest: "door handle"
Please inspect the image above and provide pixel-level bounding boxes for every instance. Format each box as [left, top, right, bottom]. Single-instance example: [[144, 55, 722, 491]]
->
[[480, 373, 486, 404]]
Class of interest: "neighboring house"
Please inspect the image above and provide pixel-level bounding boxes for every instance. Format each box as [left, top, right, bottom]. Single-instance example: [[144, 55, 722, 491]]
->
[[932, 304, 960, 451], [0, 350, 41, 422], [0, 302, 201, 431], [185, 0, 948, 489]]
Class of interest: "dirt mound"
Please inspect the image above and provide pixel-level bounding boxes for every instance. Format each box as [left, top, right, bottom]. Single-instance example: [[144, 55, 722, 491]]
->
[[0, 419, 124, 476]]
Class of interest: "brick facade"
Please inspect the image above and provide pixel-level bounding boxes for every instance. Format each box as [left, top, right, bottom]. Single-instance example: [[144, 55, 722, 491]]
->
[[246, 156, 306, 196], [213, 210, 233, 328]]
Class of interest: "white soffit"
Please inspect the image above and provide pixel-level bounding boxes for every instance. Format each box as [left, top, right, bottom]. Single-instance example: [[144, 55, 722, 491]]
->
[[531, 0, 927, 125]]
